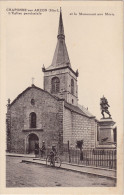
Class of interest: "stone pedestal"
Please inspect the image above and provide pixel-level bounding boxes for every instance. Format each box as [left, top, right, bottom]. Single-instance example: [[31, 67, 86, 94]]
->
[[98, 118, 116, 148]]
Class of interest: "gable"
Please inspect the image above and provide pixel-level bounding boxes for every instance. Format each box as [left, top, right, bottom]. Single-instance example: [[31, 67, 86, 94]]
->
[[10, 85, 59, 108]]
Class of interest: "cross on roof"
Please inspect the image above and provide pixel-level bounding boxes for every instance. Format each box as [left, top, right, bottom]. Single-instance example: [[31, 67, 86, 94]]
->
[[32, 77, 35, 85]]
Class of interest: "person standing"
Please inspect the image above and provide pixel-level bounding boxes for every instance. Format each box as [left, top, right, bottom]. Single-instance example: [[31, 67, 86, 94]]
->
[[40, 141, 46, 159], [35, 141, 39, 158], [49, 145, 57, 166]]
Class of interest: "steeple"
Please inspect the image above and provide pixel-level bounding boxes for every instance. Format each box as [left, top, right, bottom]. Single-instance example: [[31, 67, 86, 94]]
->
[[43, 8, 78, 106], [46, 8, 71, 70], [58, 7, 65, 38]]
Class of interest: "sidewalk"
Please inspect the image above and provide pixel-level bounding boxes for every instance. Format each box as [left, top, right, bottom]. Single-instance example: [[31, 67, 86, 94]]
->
[[7, 153, 116, 179], [6, 152, 35, 158]]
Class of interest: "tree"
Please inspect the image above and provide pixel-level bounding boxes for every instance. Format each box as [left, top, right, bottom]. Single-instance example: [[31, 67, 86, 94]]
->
[[76, 140, 84, 161]]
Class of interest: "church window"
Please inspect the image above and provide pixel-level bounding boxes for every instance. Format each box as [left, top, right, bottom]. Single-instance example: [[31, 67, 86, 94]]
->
[[51, 77, 60, 93], [31, 99, 35, 105], [97, 126, 99, 141], [72, 99, 74, 104], [29, 112, 36, 128], [71, 79, 74, 95], [113, 127, 117, 143]]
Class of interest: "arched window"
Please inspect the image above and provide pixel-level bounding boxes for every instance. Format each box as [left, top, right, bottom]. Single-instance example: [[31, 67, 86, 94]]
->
[[29, 112, 36, 128], [51, 77, 60, 93], [31, 99, 35, 105], [113, 127, 117, 143], [71, 79, 74, 95]]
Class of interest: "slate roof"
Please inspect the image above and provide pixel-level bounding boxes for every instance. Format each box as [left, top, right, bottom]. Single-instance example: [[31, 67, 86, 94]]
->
[[64, 101, 95, 118], [9, 85, 95, 119], [46, 8, 71, 71]]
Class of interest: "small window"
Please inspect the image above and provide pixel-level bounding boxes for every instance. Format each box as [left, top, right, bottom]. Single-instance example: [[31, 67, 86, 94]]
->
[[71, 79, 74, 95], [113, 127, 117, 143], [72, 99, 74, 104], [51, 77, 60, 93], [29, 112, 36, 128], [31, 99, 35, 105], [97, 126, 99, 141]]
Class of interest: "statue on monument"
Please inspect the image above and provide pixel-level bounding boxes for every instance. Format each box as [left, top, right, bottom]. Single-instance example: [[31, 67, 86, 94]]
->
[[100, 96, 111, 118]]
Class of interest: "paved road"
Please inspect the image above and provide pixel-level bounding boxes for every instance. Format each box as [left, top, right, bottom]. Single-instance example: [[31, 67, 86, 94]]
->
[[6, 156, 116, 187]]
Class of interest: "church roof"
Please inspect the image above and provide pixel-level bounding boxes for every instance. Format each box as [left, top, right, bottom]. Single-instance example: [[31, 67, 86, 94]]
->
[[9, 85, 95, 119], [9, 85, 59, 107], [64, 101, 95, 118], [46, 8, 71, 71]]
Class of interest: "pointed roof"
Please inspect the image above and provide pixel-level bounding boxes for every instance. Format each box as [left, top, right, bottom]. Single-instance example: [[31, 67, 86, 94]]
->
[[9, 85, 59, 107], [58, 7, 64, 36], [46, 8, 71, 70]]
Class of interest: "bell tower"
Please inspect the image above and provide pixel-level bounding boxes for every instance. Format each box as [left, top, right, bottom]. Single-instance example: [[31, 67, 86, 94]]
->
[[42, 8, 79, 105]]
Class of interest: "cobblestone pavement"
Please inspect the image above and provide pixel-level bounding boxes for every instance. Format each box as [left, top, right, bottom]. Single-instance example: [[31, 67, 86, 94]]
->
[[6, 156, 116, 187]]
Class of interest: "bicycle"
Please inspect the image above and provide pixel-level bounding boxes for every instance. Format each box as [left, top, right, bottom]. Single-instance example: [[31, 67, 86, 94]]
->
[[46, 154, 61, 168]]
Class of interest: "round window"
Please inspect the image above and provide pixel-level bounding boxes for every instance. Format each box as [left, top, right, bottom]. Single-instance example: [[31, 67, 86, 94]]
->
[[31, 99, 35, 105]]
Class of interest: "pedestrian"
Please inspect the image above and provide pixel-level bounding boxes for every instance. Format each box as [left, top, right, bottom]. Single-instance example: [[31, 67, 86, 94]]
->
[[40, 141, 46, 159], [49, 145, 57, 166], [35, 141, 39, 158], [76, 140, 84, 161], [80, 150, 83, 161]]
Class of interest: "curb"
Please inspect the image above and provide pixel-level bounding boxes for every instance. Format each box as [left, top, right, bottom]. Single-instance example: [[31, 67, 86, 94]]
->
[[6, 154, 35, 158], [61, 161, 116, 172], [33, 158, 116, 172], [22, 159, 116, 180], [6, 154, 116, 172]]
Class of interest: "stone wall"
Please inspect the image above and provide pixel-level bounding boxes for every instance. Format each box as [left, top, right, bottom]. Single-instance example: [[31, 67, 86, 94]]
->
[[72, 113, 96, 148], [6, 106, 11, 152], [63, 108, 72, 144], [7, 86, 97, 153], [57, 100, 64, 152], [7, 86, 60, 153], [44, 68, 78, 106], [63, 107, 97, 148]]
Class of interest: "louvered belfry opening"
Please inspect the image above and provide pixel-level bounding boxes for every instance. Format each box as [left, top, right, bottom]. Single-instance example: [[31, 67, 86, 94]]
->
[[51, 77, 60, 93], [71, 79, 74, 95]]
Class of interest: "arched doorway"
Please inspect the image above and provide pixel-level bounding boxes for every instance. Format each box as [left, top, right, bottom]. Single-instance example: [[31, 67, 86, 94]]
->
[[28, 133, 39, 153]]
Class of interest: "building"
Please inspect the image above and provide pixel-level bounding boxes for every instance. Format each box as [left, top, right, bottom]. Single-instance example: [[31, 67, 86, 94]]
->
[[6, 9, 98, 154]]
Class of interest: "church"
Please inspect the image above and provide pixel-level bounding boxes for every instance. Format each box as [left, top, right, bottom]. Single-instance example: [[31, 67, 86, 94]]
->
[[6, 9, 98, 154]]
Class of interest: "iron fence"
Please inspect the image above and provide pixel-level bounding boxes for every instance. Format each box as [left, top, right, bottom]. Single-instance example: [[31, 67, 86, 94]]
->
[[38, 147, 116, 170], [60, 148, 116, 170], [39, 146, 117, 170]]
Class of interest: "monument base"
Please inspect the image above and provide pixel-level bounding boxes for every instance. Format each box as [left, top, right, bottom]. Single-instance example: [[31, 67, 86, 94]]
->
[[97, 118, 116, 148]]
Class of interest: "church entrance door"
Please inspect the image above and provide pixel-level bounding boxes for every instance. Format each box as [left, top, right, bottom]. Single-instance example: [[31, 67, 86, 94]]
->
[[28, 133, 39, 153]]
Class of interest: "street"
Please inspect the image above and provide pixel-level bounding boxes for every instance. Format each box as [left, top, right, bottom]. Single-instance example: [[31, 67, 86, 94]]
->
[[6, 156, 116, 187]]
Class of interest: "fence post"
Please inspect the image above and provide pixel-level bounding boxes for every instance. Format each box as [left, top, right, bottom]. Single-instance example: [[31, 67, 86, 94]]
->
[[68, 140, 71, 163], [115, 150, 117, 170]]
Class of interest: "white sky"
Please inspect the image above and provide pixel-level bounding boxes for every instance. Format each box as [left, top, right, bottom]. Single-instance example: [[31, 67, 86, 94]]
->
[[5, 2, 123, 123]]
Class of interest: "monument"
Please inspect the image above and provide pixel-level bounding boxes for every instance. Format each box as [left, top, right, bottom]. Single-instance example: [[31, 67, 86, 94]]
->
[[98, 96, 116, 148]]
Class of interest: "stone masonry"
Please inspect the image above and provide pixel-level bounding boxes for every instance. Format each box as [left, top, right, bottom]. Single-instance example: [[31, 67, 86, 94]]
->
[[6, 86, 63, 153], [63, 107, 97, 148]]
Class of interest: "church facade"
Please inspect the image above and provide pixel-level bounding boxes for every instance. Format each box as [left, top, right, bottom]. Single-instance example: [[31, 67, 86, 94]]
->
[[6, 10, 98, 154]]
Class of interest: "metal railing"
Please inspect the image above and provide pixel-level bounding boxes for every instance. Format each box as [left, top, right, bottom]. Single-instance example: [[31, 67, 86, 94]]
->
[[61, 148, 116, 170], [38, 147, 116, 170]]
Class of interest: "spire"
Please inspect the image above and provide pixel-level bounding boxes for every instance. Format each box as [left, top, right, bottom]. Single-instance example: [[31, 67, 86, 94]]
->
[[46, 8, 71, 70], [58, 7, 64, 38]]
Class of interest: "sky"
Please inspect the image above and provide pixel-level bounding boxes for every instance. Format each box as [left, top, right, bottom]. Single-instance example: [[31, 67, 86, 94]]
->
[[4, 2, 123, 124]]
